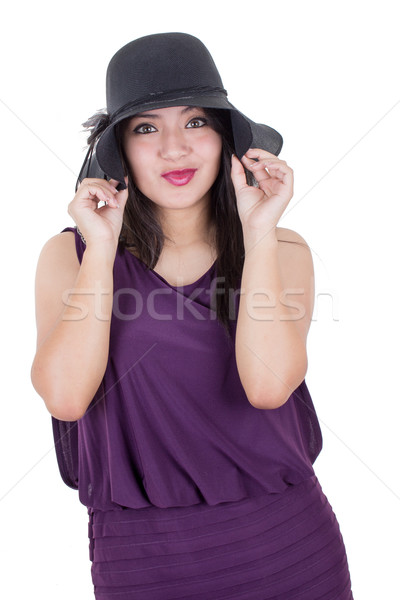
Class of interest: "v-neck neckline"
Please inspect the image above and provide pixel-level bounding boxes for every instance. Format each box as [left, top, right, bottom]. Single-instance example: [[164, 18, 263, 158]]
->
[[124, 249, 217, 290]]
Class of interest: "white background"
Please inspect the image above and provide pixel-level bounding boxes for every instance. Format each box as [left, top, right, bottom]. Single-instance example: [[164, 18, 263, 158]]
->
[[1, 0, 399, 598]]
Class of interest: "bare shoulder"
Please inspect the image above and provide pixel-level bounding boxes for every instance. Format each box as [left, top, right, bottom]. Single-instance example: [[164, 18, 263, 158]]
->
[[275, 227, 315, 343], [276, 226, 311, 249], [275, 226, 314, 275], [38, 230, 78, 260], [276, 227, 313, 269], [34, 231, 80, 349], [36, 231, 81, 278]]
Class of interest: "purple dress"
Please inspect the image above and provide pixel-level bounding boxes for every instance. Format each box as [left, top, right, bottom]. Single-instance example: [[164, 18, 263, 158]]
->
[[52, 226, 353, 599]]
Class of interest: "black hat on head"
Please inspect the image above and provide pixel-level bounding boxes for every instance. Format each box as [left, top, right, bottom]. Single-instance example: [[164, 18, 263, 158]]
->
[[78, 32, 283, 189]]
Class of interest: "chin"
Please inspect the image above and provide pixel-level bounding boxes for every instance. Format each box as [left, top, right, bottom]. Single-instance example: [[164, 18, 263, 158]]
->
[[148, 188, 213, 210]]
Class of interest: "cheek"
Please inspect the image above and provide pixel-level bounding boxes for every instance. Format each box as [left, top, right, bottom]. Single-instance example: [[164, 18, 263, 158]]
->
[[202, 134, 222, 167], [210, 141, 223, 173], [125, 146, 148, 185]]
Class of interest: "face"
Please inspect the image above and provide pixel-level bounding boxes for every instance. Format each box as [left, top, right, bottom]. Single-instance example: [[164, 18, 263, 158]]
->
[[122, 106, 222, 211]]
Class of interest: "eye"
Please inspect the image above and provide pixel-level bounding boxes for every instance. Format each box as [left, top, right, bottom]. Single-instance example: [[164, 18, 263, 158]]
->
[[186, 117, 207, 129], [133, 123, 157, 134]]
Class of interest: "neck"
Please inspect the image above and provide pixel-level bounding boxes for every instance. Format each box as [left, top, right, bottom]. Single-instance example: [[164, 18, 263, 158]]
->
[[156, 202, 216, 251]]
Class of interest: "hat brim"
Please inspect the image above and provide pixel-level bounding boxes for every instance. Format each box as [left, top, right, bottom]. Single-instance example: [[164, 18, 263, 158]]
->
[[85, 96, 283, 187]]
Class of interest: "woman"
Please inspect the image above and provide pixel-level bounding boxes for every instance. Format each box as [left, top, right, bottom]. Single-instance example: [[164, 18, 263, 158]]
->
[[31, 32, 353, 599]]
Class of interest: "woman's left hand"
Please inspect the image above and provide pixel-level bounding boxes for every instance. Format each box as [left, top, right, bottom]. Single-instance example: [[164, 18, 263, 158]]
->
[[231, 149, 294, 240]]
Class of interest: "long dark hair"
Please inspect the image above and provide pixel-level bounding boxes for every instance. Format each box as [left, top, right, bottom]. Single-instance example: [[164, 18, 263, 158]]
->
[[82, 108, 255, 342]]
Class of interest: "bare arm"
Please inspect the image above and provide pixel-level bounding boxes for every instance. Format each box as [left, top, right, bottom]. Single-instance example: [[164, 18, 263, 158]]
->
[[235, 227, 314, 409], [31, 232, 117, 421], [231, 150, 313, 409], [31, 177, 128, 421]]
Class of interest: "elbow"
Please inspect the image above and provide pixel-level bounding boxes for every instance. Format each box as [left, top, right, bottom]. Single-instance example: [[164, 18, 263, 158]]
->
[[31, 360, 89, 422], [41, 391, 88, 422], [34, 383, 88, 422], [247, 387, 292, 410], [246, 361, 308, 410], [45, 398, 88, 422]]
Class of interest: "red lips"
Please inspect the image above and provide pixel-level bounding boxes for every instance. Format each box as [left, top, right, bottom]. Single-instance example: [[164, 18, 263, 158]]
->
[[161, 169, 197, 186]]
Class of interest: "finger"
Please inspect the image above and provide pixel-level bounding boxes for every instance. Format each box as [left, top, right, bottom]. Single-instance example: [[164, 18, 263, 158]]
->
[[231, 154, 249, 194], [82, 177, 118, 194], [240, 153, 268, 173], [244, 150, 289, 179], [250, 159, 292, 179], [250, 158, 288, 169], [251, 161, 293, 193], [242, 154, 272, 181], [244, 148, 278, 160], [242, 153, 288, 173], [115, 185, 129, 209], [253, 170, 273, 188], [105, 179, 126, 207], [108, 179, 121, 191], [82, 182, 119, 207]]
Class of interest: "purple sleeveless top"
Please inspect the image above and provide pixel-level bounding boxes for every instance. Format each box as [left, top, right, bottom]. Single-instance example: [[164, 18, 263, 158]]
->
[[52, 226, 322, 511]]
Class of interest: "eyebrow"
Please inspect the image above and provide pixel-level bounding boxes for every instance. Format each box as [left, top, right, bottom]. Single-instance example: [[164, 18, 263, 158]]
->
[[132, 106, 201, 119]]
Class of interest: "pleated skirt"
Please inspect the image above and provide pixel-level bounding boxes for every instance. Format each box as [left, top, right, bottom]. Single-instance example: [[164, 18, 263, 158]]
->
[[88, 476, 353, 599]]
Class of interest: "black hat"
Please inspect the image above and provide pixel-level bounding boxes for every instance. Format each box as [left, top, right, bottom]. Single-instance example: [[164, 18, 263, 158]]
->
[[78, 32, 283, 189]]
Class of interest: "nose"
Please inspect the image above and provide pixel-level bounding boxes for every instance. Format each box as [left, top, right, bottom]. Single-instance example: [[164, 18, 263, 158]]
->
[[159, 128, 190, 162]]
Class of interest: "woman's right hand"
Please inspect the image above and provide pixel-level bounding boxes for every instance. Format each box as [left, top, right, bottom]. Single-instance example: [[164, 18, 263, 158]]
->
[[68, 177, 129, 248]]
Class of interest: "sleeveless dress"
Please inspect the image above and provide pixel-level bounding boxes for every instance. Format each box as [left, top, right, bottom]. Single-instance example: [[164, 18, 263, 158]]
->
[[52, 226, 353, 599]]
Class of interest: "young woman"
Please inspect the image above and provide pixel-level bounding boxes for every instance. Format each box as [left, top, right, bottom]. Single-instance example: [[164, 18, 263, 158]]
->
[[31, 32, 353, 599]]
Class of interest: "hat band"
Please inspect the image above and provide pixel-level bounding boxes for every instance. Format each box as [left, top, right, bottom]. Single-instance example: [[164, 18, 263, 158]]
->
[[109, 85, 228, 122]]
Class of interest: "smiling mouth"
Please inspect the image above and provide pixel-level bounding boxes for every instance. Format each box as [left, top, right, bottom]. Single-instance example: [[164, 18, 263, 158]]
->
[[161, 169, 197, 186]]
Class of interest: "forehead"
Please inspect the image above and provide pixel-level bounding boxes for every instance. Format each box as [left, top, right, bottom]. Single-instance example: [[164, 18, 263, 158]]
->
[[130, 106, 204, 120]]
